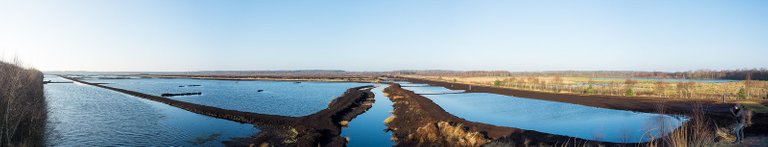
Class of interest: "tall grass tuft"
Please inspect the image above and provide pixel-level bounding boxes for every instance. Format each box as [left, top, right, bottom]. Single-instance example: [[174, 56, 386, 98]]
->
[[646, 104, 715, 147], [0, 58, 47, 146]]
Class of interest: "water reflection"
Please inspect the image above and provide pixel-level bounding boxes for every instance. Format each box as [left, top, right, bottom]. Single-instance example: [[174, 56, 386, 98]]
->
[[83, 78, 371, 117], [341, 84, 395, 147], [405, 85, 687, 143], [45, 76, 257, 146]]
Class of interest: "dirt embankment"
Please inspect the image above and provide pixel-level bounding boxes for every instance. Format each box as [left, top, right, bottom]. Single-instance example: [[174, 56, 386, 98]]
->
[[61, 75, 375, 147], [149, 74, 379, 83], [383, 84, 628, 146], [400, 77, 768, 138]]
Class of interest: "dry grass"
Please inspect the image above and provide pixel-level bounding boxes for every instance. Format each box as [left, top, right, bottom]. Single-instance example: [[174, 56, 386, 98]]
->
[[384, 116, 396, 124], [644, 104, 716, 147], [339, 120, 349, 127], [0, 59, 47, 146], [410, 121, 489, 147], [408, 75, 768, 100]]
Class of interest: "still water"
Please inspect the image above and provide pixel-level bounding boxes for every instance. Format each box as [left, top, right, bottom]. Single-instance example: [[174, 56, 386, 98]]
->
[[341, 84, 395, 147], [44, 76, 257, 146], [405, 85, 688, 143], [83, 78, 371, 117]]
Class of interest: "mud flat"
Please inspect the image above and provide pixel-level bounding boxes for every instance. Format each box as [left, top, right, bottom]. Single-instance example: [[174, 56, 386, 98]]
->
[[382, 84, 635, 146], [61, 75, 374, 146]]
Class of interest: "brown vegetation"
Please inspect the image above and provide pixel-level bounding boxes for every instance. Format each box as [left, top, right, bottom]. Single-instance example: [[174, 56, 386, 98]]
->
[[406, 74, 768, 100], [644, 105, 716, 147], [0, 60, 47, 146], [393, 69, 768, 80]]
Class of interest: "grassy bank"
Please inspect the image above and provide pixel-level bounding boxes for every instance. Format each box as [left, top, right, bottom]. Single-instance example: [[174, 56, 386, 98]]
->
[[0, 60, 47, 146], [404, 75, 768, 100]]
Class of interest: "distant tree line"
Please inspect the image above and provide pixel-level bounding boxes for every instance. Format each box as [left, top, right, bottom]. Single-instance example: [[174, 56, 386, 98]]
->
[[632, 69, 768, 80], [394, 69, 768, 80]]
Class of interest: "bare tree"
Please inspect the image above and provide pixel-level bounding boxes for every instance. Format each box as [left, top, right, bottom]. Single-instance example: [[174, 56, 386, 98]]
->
[[655, 81, 667, 97], [676, 82, 688, 99], [552, 75, 563, 93], [745, 73, 753, 98]]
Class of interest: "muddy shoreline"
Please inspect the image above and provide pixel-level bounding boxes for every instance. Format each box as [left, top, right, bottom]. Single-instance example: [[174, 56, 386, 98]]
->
[[399, 77, 768, 139], [382, 83, 633, 146], [61, 75, 375, 146], [148, 74, 379, 83]]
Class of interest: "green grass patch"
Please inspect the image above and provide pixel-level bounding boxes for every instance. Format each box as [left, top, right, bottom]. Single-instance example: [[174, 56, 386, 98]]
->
[[738, 101, 768, 113]]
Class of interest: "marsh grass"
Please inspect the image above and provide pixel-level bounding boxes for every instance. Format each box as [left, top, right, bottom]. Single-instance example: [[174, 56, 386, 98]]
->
[[644, 104, 716, 147], [411, 121, 488, 146], [0, 58, 47, 146], [408, 75, 768, 100]]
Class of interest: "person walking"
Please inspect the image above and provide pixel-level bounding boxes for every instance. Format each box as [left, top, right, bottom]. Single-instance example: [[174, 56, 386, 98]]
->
[[730, 104, 751, 143]]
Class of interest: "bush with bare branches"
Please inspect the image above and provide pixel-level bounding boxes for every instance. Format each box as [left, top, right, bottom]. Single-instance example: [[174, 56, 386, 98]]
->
[[0, 59, 47, 146]]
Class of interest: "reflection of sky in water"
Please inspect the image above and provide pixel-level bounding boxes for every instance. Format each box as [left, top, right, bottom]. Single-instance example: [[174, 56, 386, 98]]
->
[[84, 78, 371, 117], [341, 84, 395, 147], [45, 76, 256, 146], [401, 86, 464, 95], [421, 93, 687, 143]]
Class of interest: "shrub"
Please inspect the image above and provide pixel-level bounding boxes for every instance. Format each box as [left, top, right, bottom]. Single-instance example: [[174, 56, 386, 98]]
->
[[0, 60, 47, 146], [737, 88, 747, 99], [625, 88, 634, 97], [584, 85, 595, 94], [493, 79, 501, 87]]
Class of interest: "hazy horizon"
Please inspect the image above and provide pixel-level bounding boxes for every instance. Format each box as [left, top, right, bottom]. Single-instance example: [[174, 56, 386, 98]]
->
[[2, 0, 767, 72]]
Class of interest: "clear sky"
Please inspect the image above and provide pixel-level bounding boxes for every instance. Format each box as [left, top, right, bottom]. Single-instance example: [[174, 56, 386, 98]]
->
[[1, 0, 766, 72]]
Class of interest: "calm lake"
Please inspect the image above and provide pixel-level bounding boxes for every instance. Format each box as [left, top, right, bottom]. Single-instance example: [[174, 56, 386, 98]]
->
[[403, 84, 688, 143], [82, 77, 372, 117], [44, 75, 257, 146]]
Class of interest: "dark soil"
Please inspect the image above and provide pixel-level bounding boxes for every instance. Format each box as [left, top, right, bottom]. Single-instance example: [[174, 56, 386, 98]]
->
[[383, 84, 631, 146]]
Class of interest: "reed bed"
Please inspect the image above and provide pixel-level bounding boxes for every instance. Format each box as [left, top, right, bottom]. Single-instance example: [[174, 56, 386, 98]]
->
[[407, 75, 768, 100]]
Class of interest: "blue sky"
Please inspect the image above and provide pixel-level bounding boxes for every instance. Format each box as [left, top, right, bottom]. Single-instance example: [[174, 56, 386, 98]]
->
[[1, 0, 766, 72]]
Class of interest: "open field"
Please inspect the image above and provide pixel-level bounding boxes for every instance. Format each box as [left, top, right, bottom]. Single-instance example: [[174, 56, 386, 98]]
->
[[401, 75, 768, 100]]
